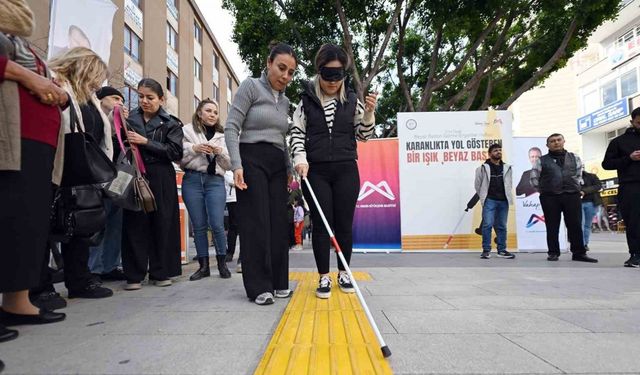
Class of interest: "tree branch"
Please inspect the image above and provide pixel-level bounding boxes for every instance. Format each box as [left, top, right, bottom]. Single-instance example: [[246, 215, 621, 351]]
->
[[396, 1, 416, 111], [429, 9, 505, 92], [480, 74, 493, 110], [417, 22, 443, 111], [362, 0, 403, 89], [498, 16, 578, 109], [335, 0, 363, 98]]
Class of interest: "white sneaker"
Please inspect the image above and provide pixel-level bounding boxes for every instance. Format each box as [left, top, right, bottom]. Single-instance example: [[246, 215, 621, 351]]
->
[[254, 292, 274, 305], [338, 272, 355, 293], [274, 289, 292, 298], [316, 275, 332, 299], [124, 283, 142, 291], [152, 279, 172, 287], [236, 262, 242, 273]]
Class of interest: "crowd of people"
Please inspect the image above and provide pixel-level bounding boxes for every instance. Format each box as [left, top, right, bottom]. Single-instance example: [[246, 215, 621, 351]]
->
[[0, 3, 379, 366], [1, 1, 640, 373]]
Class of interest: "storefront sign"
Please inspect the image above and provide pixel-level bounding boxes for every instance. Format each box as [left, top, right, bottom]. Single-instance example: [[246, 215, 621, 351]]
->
[[577, 98, 629, 134], [601, 188, 618, 197], [609, 34, 640, 68], [167, 47, 179, 73], [124, 65, 142, 86], [124, 0, 143, 31]]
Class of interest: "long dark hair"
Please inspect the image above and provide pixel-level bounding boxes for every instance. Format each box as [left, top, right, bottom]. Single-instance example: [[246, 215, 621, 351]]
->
[[193, 99, 223, 134]]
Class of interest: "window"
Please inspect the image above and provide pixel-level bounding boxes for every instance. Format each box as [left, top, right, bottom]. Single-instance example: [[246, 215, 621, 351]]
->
[[227, 75, 233, 101], [167, 69, 178, 96], [166, 0, 179, 18], [121, 85, 137, 110], [130, 0, 140, 6], [194, 21, 202, 44], [194, 59, 202, 81], [166, 23, 178, 50], [124, 26, 141, 61], [601, 80, 617, 106], [194, 96, 200, 111], [212, 83, 219, 102], [582, 90, 599, 114], [621, 69, 638, 98], [213, 53, 219, 70], [606, 127, 627, 143]]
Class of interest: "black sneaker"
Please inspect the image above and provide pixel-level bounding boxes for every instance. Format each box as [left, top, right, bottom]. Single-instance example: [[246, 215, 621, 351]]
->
[[338, 272, 355, 293], [30, 291, 67, 311], [67, 283, 114, 299], [496, 250, 516, 259], [624, 254, 640, 268], [480, 252, 491, 259], [547, 254, 559, 261], [100, 268, 126, 281], [316, 275, 332, 299]]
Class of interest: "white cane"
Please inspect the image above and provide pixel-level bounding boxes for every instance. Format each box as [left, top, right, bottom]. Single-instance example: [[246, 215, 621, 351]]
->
[[303, 177, 391, 358]]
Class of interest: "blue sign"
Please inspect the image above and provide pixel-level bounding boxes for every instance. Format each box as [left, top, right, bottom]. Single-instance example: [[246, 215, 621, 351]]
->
[[577, 99, 629, 134]]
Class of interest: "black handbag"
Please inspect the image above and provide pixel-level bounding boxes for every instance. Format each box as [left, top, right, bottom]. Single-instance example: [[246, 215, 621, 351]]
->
[[50, 185, 106, 243], [60, 102, 116, 187]]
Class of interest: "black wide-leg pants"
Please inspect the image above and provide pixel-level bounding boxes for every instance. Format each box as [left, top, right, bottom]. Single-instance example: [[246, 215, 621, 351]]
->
[[236, 143, 289, 300]]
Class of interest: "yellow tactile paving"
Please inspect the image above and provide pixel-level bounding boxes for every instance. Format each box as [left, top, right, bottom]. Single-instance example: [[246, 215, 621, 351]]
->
[[254, 272, 393, 375]]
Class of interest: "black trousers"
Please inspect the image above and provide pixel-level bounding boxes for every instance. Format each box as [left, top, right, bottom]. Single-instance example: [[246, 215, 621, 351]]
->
[[122, 162, 181, 283], [61, 239, 92, 291], [0, 140, 54, 293], [236, 143, 289, 299], [303, 160, 360, 275], [619, 182, 640, 254], [539, 193, 586, 255], [226, 202, 238, 257]]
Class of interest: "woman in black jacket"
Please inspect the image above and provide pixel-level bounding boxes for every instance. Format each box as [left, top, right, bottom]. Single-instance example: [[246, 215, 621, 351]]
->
[[290, 44, 377, 299], [122, 78, 184, 290]]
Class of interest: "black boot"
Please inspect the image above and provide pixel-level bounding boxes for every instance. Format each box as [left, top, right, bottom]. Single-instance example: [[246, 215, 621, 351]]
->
[[216, 255, 231, 279], [225, 251, 234, 262], [189, 257, 210, 281]]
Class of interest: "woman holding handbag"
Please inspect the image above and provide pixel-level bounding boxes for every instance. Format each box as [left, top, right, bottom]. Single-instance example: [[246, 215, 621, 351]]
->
[[122, 78, 184, 290], [180, 99, 232, 280], [0, 0, 67, 342], [46, 47, 115, 299]]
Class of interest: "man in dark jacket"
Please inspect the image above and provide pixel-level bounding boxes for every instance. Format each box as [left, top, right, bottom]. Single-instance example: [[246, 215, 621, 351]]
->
[[531, 133, 598, 262], [602, 107, 640, 267], [580, 171, 602, 251]]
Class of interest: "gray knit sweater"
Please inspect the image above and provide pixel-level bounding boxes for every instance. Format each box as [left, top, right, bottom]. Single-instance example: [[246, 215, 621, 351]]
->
[[224, 72, 292, 172]]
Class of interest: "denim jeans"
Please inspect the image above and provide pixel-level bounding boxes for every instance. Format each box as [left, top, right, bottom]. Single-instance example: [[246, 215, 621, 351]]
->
[[481, 198, 509, 252], [88, 198, 123, 274], [581, 201, 596, 246], [182, 170, 227, 258]]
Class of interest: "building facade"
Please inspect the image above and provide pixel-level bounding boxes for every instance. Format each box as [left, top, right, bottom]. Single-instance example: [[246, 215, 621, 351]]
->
[[26, 0, 240, 122], [512, 0, 640, 229]]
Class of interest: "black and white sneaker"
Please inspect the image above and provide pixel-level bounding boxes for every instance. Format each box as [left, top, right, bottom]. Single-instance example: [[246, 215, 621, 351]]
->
[[480, 252, 491, 259], [254, 292, 274, 305], [624, 254, 640, 268], [496, 250, 516, 259], [316, 275, 332, 299], [338, 272, 355, 293]]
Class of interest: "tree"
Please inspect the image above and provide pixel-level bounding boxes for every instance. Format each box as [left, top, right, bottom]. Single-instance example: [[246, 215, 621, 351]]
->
[[223, 0, 619, 137]]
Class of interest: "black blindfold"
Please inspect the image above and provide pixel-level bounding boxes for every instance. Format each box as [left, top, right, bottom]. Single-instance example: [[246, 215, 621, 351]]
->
[[319, 67, 346, 82]]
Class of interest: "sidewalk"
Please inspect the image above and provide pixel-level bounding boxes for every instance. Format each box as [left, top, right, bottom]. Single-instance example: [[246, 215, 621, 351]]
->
[[2, 232, 639, 374]]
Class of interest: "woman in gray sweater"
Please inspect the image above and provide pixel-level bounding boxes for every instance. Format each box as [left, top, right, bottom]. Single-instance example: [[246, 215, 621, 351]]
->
[[224, 43, 297, 305]]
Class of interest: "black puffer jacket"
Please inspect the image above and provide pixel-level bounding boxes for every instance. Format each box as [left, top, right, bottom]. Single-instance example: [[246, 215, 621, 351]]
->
[[126, 107, 184, 165], [602, 127, 640, 184], [300, 81, 357, 163]]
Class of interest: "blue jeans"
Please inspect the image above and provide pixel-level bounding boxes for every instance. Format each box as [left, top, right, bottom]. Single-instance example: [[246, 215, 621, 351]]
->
[[481, 198, 508, 252], [182, 170, 227, 258], [582, 201, 596, 246], [88, 198, 123, 274]]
